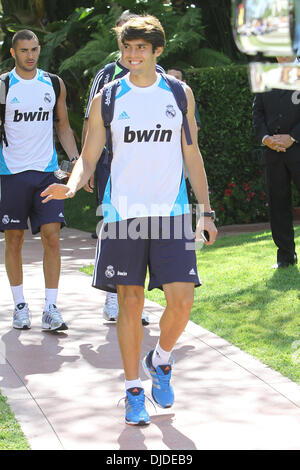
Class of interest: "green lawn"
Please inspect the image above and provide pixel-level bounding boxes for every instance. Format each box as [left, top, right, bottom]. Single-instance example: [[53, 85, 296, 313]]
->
[[0, 393, 30, 450], [81, 227, 300, 384]]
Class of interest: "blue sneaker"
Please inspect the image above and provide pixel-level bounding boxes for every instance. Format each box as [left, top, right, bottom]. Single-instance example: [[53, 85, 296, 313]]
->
[[142, 350, 174, 408], [125, 387, 150, 426]]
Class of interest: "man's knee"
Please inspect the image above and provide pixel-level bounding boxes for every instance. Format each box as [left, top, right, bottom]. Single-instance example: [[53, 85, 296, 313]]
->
[[170, 296, 194, 316], [117, 286, 144, 315], [5, 230, 25, 252], [165, 285, 194, 316], [41, 224, 60, 251]]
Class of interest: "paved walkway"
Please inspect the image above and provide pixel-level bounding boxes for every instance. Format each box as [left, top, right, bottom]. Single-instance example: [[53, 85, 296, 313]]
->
[[0, 226, 300, 450]]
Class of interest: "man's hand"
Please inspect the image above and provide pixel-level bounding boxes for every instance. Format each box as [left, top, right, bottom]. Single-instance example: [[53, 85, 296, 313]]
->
[[264, 135, 286, 152], [264, 134, 295, 152], [195, 217, 218, 245], [83, 174, 94, 193], [41, 184, 74, 203], [272, 134, 295, 150]]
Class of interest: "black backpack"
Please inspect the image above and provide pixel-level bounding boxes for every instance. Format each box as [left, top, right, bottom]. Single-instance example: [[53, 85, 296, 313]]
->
[[101, 73, 193, 160], [0, 71, 61, 147]]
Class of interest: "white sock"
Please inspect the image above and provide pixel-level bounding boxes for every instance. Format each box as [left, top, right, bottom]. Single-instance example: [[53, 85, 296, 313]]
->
[[11, 284, 25, 307], [152, 342, 172, 368], [45, 288, 58, 309], [125, 378, 143, 391]]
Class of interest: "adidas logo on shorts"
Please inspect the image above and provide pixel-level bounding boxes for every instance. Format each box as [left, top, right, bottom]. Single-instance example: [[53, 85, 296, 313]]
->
[[189, 268, 196, 275]]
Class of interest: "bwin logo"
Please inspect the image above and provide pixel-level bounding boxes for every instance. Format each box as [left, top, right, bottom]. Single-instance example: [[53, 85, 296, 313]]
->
[[13, 107, 50, 122], [124, 124, 172, 143]]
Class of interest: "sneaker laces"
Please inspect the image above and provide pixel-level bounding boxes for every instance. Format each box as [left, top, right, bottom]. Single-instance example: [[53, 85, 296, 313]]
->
[[154, 356, 175, 387], [15, 303, 31, 321], [157, 367, 172, 387], [118, 392, 157, 413], [45, 304, 63, 322]]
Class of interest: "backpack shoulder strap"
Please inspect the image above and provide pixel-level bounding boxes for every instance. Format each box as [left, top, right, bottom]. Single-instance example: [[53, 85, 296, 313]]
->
[[0, 72, 10, 105], [101, 80, 119, 125], [46, 72, 61, 122], [101, 79, 120, 160], [0, 72, 10, 146], [102, 62, 117, 87], [162, 73, 193, 145]]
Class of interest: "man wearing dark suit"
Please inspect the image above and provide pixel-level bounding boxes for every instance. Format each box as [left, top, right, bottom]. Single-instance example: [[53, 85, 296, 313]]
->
[[252, 56, 300, 268]]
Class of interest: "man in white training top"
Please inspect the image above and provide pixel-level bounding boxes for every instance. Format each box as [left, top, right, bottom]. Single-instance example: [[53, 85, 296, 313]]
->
[[41, 16, 217, 426], [0, 30, 79, 331]]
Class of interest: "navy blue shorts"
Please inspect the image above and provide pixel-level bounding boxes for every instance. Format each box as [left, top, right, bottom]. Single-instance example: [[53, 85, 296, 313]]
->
[[0, 171, 66, 234], [92, 214, 201, 293]]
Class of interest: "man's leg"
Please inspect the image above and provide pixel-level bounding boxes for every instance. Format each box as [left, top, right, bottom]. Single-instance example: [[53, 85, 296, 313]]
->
[[143, 282, 194, 409], [40, 222, 61, 290], [117, 284, 150, 426], [40, 222, 67, 331], [159, 282, 194, 351], [290, 161, 300, 264], [5, 229, 31, 329], [5, 229, 25, 287], [265, 155, 295, 264], [117, 285, 145, 380]]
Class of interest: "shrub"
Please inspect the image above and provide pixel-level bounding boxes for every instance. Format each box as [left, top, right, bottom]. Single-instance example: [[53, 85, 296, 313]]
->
[[212, 177, 268, 225]]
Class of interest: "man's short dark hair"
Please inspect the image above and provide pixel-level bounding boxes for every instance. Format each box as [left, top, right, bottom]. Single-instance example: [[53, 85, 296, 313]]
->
[[170, 67, 185, 80], [115, 11, 139, 27], [116, 15, 166, 52], [12, 30, 39, 48]]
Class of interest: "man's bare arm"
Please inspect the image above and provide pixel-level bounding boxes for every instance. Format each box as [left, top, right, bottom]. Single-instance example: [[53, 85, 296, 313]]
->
[[182, 86, 217, 245], [41, 93, 106, 203], [54, 78, 79, 160]]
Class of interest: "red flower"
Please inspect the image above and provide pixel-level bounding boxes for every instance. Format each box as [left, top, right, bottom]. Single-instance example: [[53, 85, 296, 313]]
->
[[243, 182, 250, 192], [225, 189, 232, 197], [246, 191, 255, 201], [228, 182, 236, 188]]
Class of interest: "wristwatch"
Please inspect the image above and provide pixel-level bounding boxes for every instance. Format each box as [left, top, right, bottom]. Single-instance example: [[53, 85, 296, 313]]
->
[[201, 211, 215, 221], [70, 156, 79, 163]]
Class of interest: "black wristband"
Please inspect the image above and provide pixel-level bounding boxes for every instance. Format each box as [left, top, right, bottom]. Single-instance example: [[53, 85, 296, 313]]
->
[[201, 211, 215, 221]]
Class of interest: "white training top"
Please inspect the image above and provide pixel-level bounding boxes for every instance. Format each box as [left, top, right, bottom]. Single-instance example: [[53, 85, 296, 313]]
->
[[102, 73, 189, 222], [0, 68, 58, 175]]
